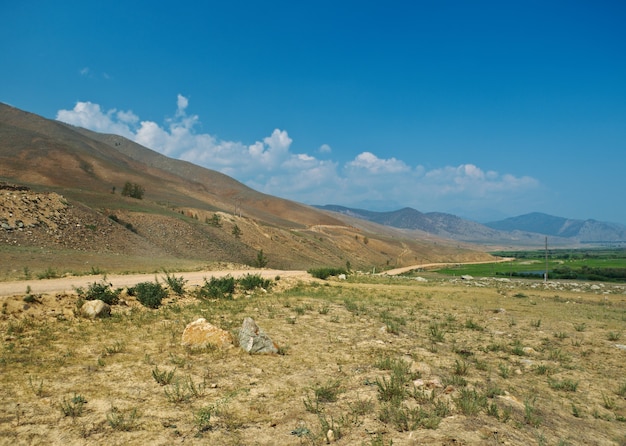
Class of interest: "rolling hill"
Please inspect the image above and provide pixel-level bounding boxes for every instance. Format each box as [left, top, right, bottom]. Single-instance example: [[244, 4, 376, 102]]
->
[[0, 102, 493, 278]]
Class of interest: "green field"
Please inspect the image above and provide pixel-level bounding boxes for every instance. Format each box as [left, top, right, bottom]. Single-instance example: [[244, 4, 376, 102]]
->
[[430, 248, 626, 282]]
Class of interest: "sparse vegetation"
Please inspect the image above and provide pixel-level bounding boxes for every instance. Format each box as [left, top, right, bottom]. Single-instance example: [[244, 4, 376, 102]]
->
[[1, 271, 625, 444]]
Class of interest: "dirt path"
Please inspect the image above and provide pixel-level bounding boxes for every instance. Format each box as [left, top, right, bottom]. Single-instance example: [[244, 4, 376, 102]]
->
[[0, 269, 309, 298]]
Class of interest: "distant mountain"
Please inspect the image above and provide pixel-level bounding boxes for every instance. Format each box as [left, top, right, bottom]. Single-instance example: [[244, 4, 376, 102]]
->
[[316, 205, 545, 245], [485, 213, 626, 242], [316, 206, 626, 245]]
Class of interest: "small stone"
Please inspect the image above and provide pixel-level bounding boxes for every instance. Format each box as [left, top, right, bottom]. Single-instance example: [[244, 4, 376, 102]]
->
[[326, 429, 335, 443]]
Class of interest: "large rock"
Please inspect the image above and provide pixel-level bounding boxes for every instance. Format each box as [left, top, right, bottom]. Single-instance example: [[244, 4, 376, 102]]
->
[[81, 299, 111, 318], [181, 318, 234, 349], [238, 317, 279, 354]]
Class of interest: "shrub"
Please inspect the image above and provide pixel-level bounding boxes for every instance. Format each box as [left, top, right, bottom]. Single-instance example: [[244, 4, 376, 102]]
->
[[162, 271, 187, 296], [238, 273, 272, 291], [254, 250, 268, 268], [121, 181, 144, 199], [134, 281, 168, 309], [195, 276, 236, 300], [75, 279, 121, 305], [308, 267, 348, 280]]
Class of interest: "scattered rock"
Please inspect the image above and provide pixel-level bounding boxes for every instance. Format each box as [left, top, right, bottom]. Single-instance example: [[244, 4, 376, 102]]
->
[[238, 317, 279, 354], [337, 274, 346, 280], [461, 275, 474, 280], [181, 318, 234, 349], [414, 276, 428, 282], [80, 299, 111, 318], [615, 344, 626, 351], [326, 429, 335, 443]]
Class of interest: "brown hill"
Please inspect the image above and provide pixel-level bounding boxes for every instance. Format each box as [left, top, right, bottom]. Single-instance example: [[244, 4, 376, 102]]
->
[[0, 103, 493, 279]]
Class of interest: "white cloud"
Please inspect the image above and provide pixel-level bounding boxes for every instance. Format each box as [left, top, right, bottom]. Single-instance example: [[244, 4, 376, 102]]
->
[[346, 152, 411, 174], [319, 143, 332, 153], [56, 96, 541, 217]]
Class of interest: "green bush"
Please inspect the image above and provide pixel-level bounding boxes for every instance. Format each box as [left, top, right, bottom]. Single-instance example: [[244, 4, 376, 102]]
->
[[75, 279, 121, 305], [238, 273, 272, 291], [162, 271, 187, 296], [195, 276, 235, 300], [308, 267, 348, 280], [134, 281, 168, 309]]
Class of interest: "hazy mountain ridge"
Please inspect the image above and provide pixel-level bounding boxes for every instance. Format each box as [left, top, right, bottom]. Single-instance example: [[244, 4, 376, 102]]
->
[[485, 212, 626, 242], [316, 205, 626, 245]]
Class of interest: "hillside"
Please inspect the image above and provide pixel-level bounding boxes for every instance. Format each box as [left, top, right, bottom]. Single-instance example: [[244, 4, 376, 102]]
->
[[0, 103, 493, 279]]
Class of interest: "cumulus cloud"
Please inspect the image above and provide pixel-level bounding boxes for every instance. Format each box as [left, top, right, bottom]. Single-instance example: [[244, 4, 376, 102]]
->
[[56, 96, 541, 217]]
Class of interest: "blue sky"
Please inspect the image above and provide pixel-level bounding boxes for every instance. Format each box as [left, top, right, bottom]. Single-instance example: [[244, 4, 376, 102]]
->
[[2, 1, 625, 224]]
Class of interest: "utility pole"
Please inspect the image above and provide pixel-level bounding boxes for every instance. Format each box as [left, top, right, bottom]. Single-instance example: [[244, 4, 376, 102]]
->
[[543, 236, 548, 282]]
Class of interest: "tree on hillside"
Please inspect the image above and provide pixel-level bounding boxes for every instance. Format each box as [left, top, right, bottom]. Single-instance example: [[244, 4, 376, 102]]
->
[[121, 182, 144, 199], [254, 249, 268, 268], [232, 224, 242, 238]]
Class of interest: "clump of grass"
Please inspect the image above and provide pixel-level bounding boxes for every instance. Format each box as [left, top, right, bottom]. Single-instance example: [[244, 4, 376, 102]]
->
[[194, 405, 214, 433], [152, 366, 176, 385], [107, 406, 139, 431], [429, 323, 445, 342], [454, 388, 487, 416], [607, 331, 621, 341], [60, 393, 87, 417], [454, 359, 469, 376], [464, 318, 483, 331], [313, 380, 342, 403], [524, 396, 541, 427], [498, 363, 511, 379], [574, 323, 586, 332], [548, 378, 578, 392], [102, 340, 125, 356], [378, 403, 440, 432]]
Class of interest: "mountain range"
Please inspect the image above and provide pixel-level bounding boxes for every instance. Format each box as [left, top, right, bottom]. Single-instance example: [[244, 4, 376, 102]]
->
[[315, 205, 626, 246]]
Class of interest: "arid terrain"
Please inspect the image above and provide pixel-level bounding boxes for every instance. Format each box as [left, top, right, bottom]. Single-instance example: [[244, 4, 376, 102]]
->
[[1, 270, 626, 445]]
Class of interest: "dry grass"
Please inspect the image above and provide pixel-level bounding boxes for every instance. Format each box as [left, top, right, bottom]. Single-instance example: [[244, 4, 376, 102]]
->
[[1, 275, 626, 445]]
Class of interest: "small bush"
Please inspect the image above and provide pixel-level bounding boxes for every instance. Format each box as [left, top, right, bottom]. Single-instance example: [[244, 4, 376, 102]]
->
[[162, 271, 187, 296], [134, 281, 168, 309], [308, 267, 347, 280], [75, 279, 121, 305], [195, 276, 236, 300], [238, 273, 272, 291]]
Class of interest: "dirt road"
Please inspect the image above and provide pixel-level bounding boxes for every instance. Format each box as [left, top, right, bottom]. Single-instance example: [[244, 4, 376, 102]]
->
[[0, 269, 309, 298]]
